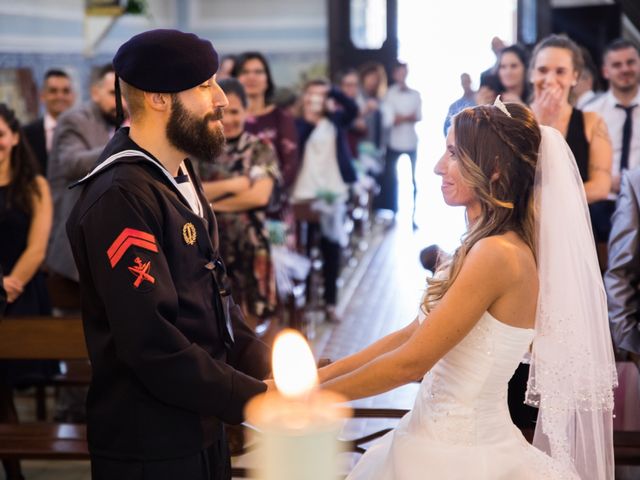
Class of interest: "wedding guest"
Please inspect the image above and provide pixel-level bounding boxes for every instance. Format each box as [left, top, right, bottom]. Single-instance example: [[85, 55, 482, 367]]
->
[[529, 34, 612, 268], [497, 44, 530, 103], [23, 69, 75, 174], [233, 52, 298, 208], [292, 78, 358, 322], [200, 79, 280, 331]]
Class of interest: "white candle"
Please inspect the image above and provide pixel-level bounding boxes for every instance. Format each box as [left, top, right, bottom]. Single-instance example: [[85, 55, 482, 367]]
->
[[245, 329, 351, 480]]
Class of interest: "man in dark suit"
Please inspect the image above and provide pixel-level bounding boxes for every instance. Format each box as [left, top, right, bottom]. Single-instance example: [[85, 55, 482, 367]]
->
[[23, 69, 75, 174]]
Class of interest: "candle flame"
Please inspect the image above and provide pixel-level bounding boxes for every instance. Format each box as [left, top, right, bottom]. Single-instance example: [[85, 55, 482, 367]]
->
[[272, 329, 318, 398]]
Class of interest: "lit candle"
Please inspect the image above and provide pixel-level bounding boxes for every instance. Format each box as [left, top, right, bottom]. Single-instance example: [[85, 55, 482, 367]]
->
[[245, 329, 351, 480]]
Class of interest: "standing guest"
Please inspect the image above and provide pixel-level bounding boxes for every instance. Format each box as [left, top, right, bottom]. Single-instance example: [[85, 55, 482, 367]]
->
[[529, 35, 612, 208], [200, 78, 280, 331], [521, 33, 612, 427], [0, 105, 55, 480], [0, 103, 52, 319], [380, 61, 422, 229], [497, 44, 530, 104], [479, 36, 507, 85], [358, 61, 388, 157], [217, 54, 236, 81], [0, 103, 53, 328], [574, 46, 602, 110], [585, 39, 640, 245], [292, 79, 358, 323], [443, 73, 476, 136], [23, 69, 75, 174], [606, 167, 640, 370], [233, 52, 298, 207], [338, 68, 367, 159], [47, 64, 121, 306], [66, 29, 270, 480]]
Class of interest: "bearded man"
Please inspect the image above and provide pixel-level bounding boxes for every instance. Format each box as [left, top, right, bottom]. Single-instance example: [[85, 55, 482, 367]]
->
[[66, 29, 270, 480]]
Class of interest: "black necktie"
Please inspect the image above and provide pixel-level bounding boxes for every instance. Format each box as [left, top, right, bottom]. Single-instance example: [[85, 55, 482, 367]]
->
[[615, 104, 637, 171]]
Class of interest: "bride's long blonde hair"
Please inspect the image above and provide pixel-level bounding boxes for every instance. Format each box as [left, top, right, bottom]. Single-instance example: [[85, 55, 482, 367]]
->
[[423, 103, 541, 313]]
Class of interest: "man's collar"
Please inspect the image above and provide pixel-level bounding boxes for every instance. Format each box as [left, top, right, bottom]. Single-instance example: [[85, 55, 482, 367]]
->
[[44, 113, 57, 130]]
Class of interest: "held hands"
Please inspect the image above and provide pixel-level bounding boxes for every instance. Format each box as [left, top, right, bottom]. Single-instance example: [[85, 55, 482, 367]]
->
[[3, 276, 24, 303]]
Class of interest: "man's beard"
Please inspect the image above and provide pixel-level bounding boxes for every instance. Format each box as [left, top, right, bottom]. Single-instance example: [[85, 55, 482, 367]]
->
[[166, 95, 225, 162]]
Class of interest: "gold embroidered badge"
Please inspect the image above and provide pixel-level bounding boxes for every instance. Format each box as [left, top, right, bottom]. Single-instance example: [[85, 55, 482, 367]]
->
[[182, 223, 197, 245]]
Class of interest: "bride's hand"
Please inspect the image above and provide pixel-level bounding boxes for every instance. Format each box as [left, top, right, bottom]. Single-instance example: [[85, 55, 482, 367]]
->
[[264, 378, 276, 393]]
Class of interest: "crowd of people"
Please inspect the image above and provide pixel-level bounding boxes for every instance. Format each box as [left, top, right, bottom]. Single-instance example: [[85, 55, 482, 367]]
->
[[0, 25, 639, 479]]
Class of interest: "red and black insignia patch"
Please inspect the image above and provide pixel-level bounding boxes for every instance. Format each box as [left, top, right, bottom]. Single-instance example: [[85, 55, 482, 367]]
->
[[128, 257, 155, 288], [107, 228, 158, 268]]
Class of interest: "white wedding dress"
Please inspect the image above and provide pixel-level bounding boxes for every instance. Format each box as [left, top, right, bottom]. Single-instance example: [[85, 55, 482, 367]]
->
[[346, 310, 578, 480]]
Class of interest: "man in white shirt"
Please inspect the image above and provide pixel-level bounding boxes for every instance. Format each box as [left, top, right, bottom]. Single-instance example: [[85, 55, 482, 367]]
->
[[585, 39, 640, 246], [23, 69, 75, 174], [585, 39, 640, 194], [378, 61, 422, 228]]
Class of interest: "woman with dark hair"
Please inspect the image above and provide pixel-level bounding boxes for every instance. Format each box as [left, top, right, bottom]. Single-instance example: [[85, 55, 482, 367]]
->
[[303, 101, 615, 478], [233, 52, 298, 211], [0, 103, 52, 316], [0, 103, 55, 435], [497, 44, 531, 103], [199, 79, 280, 331]]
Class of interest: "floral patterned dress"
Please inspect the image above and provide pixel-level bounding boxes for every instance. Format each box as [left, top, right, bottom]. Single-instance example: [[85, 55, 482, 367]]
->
[[200, 132, 281, 319]]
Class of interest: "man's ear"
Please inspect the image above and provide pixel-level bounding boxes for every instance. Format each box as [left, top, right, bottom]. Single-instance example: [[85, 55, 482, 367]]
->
[[144, 92, 170, 113]]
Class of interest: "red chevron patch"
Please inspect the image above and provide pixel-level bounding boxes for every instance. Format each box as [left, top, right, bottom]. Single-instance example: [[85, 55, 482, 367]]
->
[[107, 228, 158, 268]]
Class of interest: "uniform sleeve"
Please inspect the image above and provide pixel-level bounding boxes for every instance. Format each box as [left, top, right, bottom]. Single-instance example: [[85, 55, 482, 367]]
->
[[49, 112, 105, 182], [81, 186, 266, 424], [226, 302, 271, 380], [605, 171, 640, 355]]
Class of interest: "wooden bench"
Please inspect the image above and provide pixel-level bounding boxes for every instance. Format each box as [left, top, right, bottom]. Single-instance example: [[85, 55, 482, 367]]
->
[[0, 316, 90, 478]]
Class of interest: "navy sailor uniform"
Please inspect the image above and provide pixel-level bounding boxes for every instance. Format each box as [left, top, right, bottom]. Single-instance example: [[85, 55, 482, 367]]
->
[[66, 128, 269, 479]]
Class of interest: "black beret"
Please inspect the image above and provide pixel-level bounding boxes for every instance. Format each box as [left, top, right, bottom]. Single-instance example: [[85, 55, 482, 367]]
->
[[113, 29, 218, 93]]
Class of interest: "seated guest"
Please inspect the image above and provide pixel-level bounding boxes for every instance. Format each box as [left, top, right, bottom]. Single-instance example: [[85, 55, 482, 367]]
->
[[200, 79, 280, 331], [292, 79, 358, 322], [0, 103, 57, 387], [23, 69, 75, 174], [606, 167, 640, 370]]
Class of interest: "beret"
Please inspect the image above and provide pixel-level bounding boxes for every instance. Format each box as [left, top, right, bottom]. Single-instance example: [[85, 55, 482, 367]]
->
[[113, 29, 218, 93]]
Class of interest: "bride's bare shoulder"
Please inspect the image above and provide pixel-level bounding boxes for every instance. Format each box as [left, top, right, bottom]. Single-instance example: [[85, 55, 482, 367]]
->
[[467, 233, 535, 281]]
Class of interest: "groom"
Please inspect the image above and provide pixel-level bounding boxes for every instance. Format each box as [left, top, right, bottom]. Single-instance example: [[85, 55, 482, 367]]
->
[[66, 30, 270, 480]]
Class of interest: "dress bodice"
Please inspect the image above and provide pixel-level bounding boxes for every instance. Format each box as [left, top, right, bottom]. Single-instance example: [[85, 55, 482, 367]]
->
[[347, 311, 578, 479], [413, 311, 534, 445]]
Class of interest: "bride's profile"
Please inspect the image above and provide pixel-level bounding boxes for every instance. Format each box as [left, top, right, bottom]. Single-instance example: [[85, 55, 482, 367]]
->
[[319, 100, 617, 479]]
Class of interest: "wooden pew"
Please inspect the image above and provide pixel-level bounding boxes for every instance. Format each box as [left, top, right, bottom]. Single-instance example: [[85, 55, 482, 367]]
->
[[0, 316, 89, 478]]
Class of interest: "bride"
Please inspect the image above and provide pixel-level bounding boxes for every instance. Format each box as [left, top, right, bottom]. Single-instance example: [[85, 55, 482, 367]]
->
[[319, 100, 617, 479]]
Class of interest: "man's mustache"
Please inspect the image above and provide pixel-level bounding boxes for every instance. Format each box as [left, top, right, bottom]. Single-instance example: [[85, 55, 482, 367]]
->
[[205, 109, 224, 122]]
